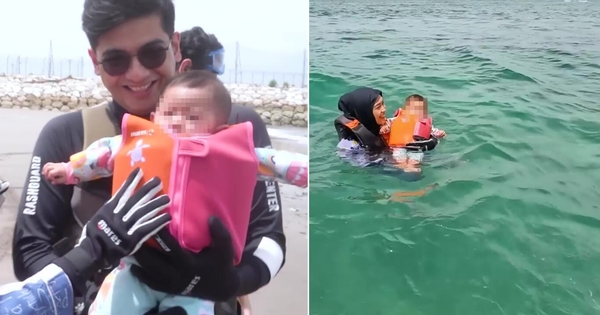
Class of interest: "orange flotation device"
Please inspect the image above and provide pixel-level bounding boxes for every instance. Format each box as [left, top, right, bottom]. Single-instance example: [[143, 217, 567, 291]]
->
[[387, 109, 438, 151], [112, 114, 259, 264]]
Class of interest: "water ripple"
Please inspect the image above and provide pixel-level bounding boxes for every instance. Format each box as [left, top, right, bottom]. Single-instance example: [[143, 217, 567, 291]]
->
[[310, 0, 600, 314]]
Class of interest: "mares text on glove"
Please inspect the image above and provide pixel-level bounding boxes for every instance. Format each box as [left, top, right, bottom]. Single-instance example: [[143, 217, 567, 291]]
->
[[80, 167, 172, 266]]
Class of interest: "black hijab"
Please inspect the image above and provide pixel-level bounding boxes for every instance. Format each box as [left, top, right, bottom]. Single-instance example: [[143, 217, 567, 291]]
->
[[338, 87, 383, 136]]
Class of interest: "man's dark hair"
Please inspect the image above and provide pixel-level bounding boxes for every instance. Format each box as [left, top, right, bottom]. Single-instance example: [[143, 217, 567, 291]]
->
[[82, 0, 176, 49], [179, 27, 224, 70], [163, 70, 232, 124]]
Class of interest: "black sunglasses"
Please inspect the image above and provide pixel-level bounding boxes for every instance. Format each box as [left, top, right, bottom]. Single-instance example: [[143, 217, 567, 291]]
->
[[98, 42, 171, 76]]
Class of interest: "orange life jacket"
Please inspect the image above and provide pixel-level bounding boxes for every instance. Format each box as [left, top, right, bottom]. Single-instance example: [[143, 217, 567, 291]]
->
[[387, 110, 433, 147], [111, 114, 259, 263], [111, 115, 173, 250], [111, 117, 173, 194]]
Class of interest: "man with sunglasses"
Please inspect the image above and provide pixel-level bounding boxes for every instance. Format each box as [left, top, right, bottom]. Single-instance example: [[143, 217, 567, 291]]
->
[[11, 1, 285, 314]]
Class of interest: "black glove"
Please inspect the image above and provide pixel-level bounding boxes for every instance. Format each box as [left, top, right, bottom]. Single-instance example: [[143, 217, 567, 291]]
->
[[144, 306, 189, 315], [130, 216, 240, 301], [55, 167, 171, 294]]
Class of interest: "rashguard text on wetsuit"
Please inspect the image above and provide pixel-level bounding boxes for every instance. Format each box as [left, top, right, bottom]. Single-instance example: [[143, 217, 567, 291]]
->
[[23, 156, 42, 216], [265, 181, 280, 212]]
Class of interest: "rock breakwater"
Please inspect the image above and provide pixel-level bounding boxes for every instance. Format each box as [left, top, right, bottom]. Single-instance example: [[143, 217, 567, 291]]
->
[[0, 75, 307, 127]]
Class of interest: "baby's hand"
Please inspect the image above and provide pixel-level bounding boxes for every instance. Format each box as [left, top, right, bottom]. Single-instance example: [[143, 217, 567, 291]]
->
[[286, 161, 308, 188], [380, 125, 391, 135], [433, 129, 446, 138], [238, 295, 252, 315], [42, 163, 68, 185]]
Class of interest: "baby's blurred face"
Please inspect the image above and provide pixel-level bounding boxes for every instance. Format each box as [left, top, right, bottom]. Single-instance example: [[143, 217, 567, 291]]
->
[[154, 86, 218, 136], [406, 100, 428, 118]]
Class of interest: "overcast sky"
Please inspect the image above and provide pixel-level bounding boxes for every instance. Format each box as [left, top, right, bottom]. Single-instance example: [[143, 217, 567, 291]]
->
[[0, 0, 308, 84]]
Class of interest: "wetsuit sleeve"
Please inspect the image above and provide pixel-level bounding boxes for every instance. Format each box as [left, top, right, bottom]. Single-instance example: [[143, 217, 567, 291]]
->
[[0, 264, 74, 315], [12, 113, 81, 281], [228, 105, 286, 295], [65, 135, 121, 183], [254, 148, 308, 188]]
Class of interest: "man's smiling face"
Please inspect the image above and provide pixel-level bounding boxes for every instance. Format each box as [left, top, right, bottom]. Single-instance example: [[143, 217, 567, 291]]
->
[[88, 14, 181, 116]]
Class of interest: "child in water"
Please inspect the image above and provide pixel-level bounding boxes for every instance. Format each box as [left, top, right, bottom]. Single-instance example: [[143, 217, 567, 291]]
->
[[42, 70, 307, 315], [381, 94, 446, 172]]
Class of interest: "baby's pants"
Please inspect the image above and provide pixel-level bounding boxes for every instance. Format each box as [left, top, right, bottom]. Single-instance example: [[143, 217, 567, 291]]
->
[[89, 258, 215, 315], [392, 148, 425, 163]]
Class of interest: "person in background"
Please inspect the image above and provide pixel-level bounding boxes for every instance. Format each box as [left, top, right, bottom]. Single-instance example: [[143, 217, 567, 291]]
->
[[0, 168, 174, 315], [177, 26, 224, 75]]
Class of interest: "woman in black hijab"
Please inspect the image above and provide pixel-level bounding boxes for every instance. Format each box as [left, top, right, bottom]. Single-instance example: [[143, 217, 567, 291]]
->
[[337, 87, 388, 150]]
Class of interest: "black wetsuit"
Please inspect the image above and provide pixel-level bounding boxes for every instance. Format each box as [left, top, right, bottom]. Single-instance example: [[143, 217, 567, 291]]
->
[[11, 102, 285, 311]]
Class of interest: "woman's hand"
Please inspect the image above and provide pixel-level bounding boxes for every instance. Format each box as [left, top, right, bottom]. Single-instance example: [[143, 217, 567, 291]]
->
[[432, 129, 446, 138], [379, 124, 391, 135]]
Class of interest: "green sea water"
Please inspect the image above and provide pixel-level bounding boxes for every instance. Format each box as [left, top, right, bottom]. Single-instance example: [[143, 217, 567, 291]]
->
[[308, 1, 600, 314]]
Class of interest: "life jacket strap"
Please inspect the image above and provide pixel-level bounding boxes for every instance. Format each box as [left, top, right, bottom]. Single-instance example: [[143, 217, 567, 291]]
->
[[55, 103, 120, 255], [333, 115, 385, 149]]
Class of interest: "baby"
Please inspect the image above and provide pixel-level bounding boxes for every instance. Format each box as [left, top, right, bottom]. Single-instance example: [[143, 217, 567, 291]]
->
[[381, 94, 446, 172], [42, 70, 307, 315]]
